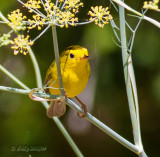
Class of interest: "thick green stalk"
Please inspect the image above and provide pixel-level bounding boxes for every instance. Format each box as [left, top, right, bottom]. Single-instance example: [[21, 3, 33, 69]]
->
[[119, 1, 147, 157], [119, 1, 138, 145]]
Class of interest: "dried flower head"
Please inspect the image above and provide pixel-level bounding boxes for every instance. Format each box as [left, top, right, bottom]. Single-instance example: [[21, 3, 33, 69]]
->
[[88, 6, 113, 28]]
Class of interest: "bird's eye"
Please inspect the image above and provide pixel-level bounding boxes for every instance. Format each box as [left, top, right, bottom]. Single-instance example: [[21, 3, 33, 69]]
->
[[70, 53, 74, 58]]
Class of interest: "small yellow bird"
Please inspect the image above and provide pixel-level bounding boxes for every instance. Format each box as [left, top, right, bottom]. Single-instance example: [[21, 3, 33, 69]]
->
[[44, 45, 90, 118]]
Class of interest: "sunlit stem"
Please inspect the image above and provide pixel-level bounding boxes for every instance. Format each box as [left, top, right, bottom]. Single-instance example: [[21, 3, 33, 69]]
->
[[119, 0, 139, 145], [112, 0, 160, 28], [0, 64, 83, 157], [119, 1, 147, 157], [0, 84, 140, 155]]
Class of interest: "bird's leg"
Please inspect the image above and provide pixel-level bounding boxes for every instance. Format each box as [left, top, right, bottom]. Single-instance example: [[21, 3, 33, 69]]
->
[[75, 96, 87, 118]]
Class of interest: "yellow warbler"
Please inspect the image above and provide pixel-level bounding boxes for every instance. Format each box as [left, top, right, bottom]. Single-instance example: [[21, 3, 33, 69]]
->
[[44, 45, 90, 118]]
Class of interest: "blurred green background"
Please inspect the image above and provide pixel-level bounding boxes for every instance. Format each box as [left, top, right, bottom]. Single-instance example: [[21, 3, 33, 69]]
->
[[0, 0, 160, 157]]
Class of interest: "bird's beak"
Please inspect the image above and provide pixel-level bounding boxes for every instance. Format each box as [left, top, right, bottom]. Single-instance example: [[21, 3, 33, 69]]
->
[[80, 55, 89, 60]]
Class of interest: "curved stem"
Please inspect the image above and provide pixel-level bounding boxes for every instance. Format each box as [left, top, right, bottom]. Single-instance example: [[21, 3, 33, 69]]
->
[[0, 84, 140, 155], [66, 99, 139, 154], [0, 64, 84, 157], [113, 0, 160, 28]]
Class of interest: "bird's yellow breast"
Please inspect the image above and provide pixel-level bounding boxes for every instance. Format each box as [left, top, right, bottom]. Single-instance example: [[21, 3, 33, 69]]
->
[[44, 45, 90, 98]]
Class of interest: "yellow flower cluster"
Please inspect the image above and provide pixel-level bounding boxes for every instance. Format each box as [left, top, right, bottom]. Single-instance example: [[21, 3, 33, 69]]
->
[[8, 9, 27, 30], [143, 0, 159, 11], [88, 6, 112, 28], [56, 11, 78, 28], [43, 0, 82, 27], [0, 34, 12, 47], [28, 14, 46, 30], [11, 35, 34, 55], [44, 0, 59, 19], [64, 0, 83, 13], [5, 0, 112, 55], [25, 0, 41, 12]]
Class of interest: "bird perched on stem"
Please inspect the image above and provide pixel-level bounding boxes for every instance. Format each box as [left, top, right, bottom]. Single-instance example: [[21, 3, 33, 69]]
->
[[44, 45, 90, 118]]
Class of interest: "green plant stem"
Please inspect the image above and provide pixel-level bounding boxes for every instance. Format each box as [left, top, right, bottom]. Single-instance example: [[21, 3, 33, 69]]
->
[[0, 64, 30, 90], [66, 99, 140, 154], [29, 49, 42, 88], [119, 1, 147, 157], [0, 86, 30, 94], [28, 45, 83, 156], [0, 9, 83, 155], [119, 1, 139, 145], [51, 25, 64, 96], [0, 64, 83, 157], [52, 115, 84, 157], [0, 84, 139, 154], [112, 0, 160, 28]]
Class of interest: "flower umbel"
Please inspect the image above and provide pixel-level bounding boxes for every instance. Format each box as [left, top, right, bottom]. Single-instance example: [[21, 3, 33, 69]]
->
[[88, 6, 112, 28], [43, 0, 82, 27], [1, 0, 112, 55], [56, 11, 78, 28], [64, 0, 83, 13], [8, 9, 27, 30], [11, 35, 34, 55], [25, 0, 41, 12], [0, 33, 13, 47], [143, 0, 160, 11], [28, 14, 46, 30]]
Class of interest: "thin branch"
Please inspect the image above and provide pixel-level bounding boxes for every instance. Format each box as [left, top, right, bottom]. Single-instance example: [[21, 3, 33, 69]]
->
[[0, 9, 83, 156], [29, 49, 43, 88], [112, 0, 160, 28], [110, 19, 120, 42], [33, 25, 50, 42], [0, 64, 30, 90], [128, 10, 147, 53], [51, 25, 65, 96], [0, 85, 140, 155], [0, 64, 83, 157]]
